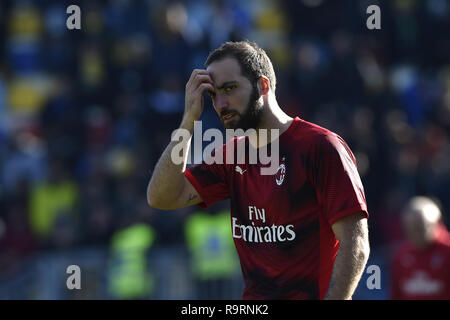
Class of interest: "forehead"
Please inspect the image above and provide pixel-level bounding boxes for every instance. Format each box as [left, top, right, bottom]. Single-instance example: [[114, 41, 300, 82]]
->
[[404, 203, 441, 225], [403, 210, 427, 227], [206, 57, 249, 87]]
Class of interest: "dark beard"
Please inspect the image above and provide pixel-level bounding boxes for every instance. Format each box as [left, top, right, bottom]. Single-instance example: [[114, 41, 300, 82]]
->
[[233, 85, 263, 131]]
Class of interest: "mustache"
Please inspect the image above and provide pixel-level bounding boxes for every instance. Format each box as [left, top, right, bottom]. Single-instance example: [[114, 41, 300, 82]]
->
[[220, 110, 239, 118]]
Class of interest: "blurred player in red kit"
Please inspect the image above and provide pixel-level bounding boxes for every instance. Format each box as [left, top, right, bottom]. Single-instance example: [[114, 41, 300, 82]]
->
[[391, 196, 450, 300], [147, 41, 370, 299]]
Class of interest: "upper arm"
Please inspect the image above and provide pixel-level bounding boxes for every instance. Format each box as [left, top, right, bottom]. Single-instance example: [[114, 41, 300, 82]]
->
[[312, 134, 368, 225], [331, 211, 370, 251]]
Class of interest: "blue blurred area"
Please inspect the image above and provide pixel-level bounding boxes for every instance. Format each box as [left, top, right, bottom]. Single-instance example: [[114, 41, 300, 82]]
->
[[0, 0, 449, 299]]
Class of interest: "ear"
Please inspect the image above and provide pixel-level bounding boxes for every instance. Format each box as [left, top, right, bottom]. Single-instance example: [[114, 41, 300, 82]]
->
[[257, 77, 270, 96]]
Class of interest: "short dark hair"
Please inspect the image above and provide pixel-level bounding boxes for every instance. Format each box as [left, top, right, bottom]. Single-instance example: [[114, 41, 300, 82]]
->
[[205, 40, 277, 93]]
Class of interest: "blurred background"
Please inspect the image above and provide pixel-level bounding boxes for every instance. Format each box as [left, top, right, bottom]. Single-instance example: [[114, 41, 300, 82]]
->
[[0, 0, 449, 299]]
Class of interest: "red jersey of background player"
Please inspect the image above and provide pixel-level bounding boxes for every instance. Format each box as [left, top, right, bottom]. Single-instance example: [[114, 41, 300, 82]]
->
[[391, 223, 450, 300], [185, 117, 369, 299]]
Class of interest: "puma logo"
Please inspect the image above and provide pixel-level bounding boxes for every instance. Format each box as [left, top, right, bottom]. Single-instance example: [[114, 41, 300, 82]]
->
[[235, 166, 247, 175]]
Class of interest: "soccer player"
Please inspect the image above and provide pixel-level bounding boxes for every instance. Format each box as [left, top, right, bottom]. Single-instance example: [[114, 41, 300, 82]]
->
[[391, 196, 450, 300], [147, 41, 370, 300]]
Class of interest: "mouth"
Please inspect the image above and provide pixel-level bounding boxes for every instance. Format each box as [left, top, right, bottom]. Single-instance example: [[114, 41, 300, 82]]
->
[[222, 112, 238, 122]]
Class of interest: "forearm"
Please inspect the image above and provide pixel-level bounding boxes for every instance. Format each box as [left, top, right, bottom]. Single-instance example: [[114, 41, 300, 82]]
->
[[148, 68, 214, 208], [325, 240, 370, 300], [147, 119, 194, 208]]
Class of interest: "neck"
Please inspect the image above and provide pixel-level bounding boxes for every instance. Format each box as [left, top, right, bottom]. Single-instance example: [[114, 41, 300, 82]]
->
[[248, 96, 293, 148]]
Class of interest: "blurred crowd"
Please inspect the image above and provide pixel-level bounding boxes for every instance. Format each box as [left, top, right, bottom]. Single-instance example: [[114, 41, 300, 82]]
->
[[0, 0, 449, 290]]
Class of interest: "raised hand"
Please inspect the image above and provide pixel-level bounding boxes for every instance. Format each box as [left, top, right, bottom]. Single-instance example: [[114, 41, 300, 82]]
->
[[183, 69, 215, 123]]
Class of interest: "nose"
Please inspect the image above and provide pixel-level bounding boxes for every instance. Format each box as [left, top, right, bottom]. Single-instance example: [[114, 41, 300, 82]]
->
[[213, 93, 229, 113]]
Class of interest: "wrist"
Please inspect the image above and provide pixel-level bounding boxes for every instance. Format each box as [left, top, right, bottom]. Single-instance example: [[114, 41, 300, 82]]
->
[[180, 115, 196, 132]]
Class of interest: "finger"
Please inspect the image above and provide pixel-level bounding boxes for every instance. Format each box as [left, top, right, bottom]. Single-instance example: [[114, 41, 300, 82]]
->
[[196, 82, 215, 94], [192, 74, 214, 88], [187, 69, 210, 85], [192, 69, 209, 75], [187, 75, 214, 92]]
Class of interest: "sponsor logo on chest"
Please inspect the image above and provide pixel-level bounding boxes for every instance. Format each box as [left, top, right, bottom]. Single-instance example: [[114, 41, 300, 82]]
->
[[402, 271, 444, 295], [232, 206, 296, 243]]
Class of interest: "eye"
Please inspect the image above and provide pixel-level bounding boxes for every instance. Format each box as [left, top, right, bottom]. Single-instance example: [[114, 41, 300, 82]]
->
[[207, 90, 216, 98], [224, 85, 237, 94]]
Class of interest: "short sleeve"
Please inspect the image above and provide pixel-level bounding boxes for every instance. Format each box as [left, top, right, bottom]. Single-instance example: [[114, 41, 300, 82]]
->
[[311, 134, 369, 225], [184, 147, 230, 209]]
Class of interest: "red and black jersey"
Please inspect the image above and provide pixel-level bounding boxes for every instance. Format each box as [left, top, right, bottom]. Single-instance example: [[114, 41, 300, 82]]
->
[[185, 117, 369, 299], [391, 225, 450, 300]]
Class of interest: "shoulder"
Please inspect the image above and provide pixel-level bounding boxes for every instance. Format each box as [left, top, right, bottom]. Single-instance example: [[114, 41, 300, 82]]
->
[[290, 118, 344, 145], [435, 237, 450, 255], [429, 239, 450, 269], [292, 119, 353, 159]]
